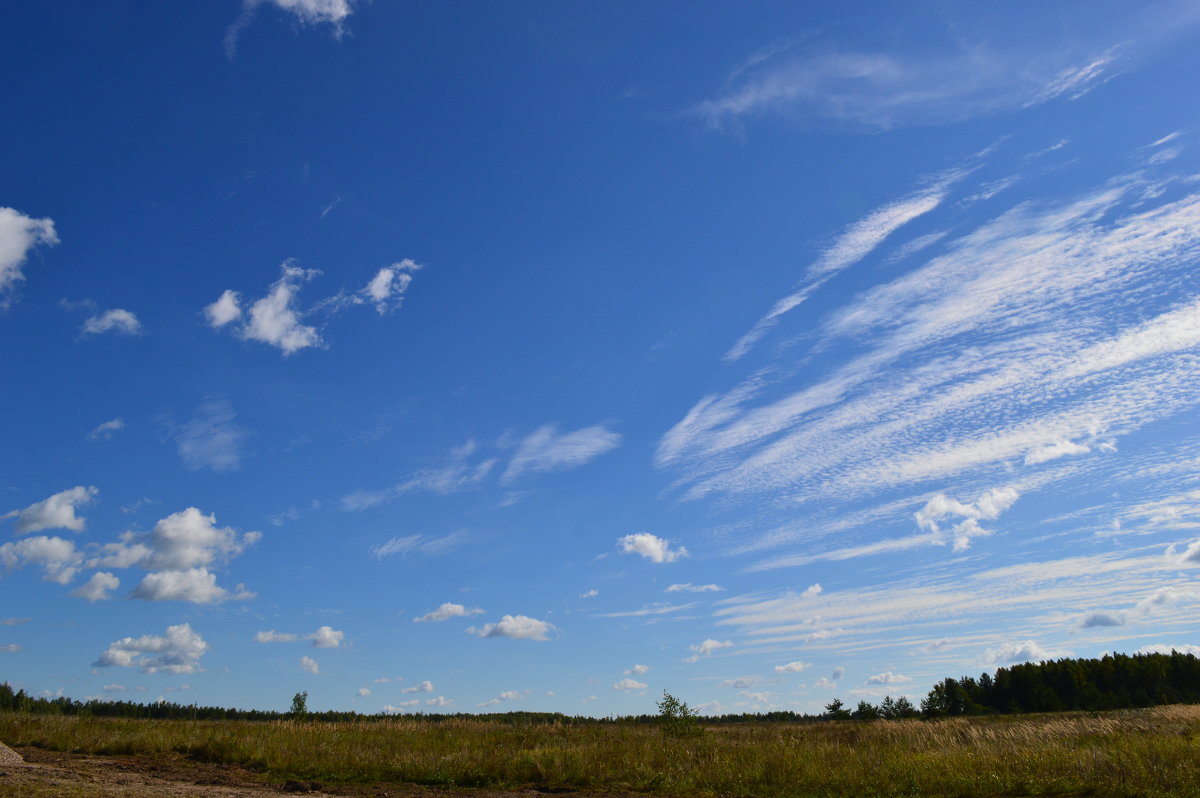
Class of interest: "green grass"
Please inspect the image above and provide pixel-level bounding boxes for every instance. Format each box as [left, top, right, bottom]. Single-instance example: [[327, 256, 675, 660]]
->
[[5, 705, 1200, 796]]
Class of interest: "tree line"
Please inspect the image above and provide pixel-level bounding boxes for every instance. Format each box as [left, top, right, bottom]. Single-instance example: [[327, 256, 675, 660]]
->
[[3, 651, 1198, 723]]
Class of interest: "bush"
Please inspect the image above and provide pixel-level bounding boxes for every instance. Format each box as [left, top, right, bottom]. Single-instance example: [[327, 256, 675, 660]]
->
[[656, 691, 702, 738]]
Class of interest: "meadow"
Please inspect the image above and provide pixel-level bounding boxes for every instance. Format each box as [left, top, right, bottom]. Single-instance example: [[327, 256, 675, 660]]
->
[[4, 704, 1200, 797]]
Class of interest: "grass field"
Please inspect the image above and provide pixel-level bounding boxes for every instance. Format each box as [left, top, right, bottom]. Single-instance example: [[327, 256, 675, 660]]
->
[[5, 705, 1200, 796]]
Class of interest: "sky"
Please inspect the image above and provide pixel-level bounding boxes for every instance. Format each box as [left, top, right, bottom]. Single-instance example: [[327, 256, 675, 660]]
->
[[3, 0, 1200, 717]]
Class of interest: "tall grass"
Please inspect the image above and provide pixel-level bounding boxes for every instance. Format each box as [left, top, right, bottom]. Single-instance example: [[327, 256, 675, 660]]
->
[[4, 705, 1200, 796]]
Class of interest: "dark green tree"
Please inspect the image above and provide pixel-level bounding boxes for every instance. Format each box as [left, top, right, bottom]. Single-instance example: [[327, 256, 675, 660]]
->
[[290, 690, 309, 719], [656, 691, 702, 738]]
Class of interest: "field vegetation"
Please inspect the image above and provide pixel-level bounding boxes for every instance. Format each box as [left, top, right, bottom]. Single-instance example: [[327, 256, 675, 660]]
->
[[4, 704, 1200, 796]]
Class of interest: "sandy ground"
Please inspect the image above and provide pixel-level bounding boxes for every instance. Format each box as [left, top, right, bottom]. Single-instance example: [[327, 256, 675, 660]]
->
[[0, 745, 610, 798]]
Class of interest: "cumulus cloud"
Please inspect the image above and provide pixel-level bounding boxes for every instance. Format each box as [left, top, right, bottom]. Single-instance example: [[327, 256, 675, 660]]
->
[[612, 678, 648, 693], [382, 700, 421, 712], [205, 261, 420, 355], [426, 696, 453, 708], [1079, 610, 1126, 628], [0, 206, 58, 307], [0, 536, 83, 583], [980, 640, 1066, 666], [865, 671, 912, 685], [1136, 644, 1200, 656], [94, 623, 207, 674], [502, 424, 622, 483], [88, 419, 125, 441], [72, 572, 119, 602], [915, 486, 1019, 552], [666, 583, 723, 593], [625, 664, 650, 675], [255, 630, 299, 643], [172, 400, 246, 472], [414, 602, 483, 623], [1170, 539, 1200, 565], [3, 486, 97, 534], [468, 614, 556, 641], [81, 309, 142, 337], [356, 688, 371, 697], [225, 0, 355, 60], [1136, 585, 1200, 613], [300, 655, 320, 674], [618, 533, 688, 564], [131, 568, 254, 604], [400, 680, 434, 694], [685, 638, 733, 663], [774, 660, 812, 673], [580, 588, 599, 598], [255, 626, 343, 647], [478, 689, 528, 707]]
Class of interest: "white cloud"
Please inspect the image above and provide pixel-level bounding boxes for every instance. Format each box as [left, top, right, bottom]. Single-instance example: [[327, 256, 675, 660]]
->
[[721, 676, 760, 689], [502, 424, 622, 483], [980, 640, 1065, 666], [666, 583, 723, 593], [356, 687, 371, 697], [131, 568, 253, 604], [468, 614, 556, 641], [612, 678, 648, 693], [774, 660, 811, 673], [593, 603, 696, 618], [203, 290, 242, 327], [362, 260, 420, 314], [94, 623, 207, 674], [369, 531, 466, 559], [0, 535, 82, 584], [4, 486, 97, 534], [400, 680, 434, 694], [382, 700, 421, 712], [255, 630, 299, 643], [81, 308, 142, 337], [426, 696, 452, 708], [241, 265, 322, 354], [914, 486, 1020, 552], [1024, 438, 1092, 465], [92, 507, 261, 573], [582, 695, 598, 703], [310, 626, 344, 648], [617, 533, 688, 564], [0, 618, 30, 626], [1136, 584, 1200, 612], [0, 206, 58, 307], [300, 655, 320, 674], [865, 671, 912, 685], [72, 572, 119, 602], [225, 0, 354, 60], [580, 588, 599, 598], [693, 42, 1118, 131], [342, 441, 496, 510], [478, 689, 528, 707], [2, 644, 23, 652], [88, 418, 125, 441], [625, 664, 650, 676], [414, 602, 483, 623], [1171, 539, 1200, 565], [685, 638, 733, 663], [173, 400, 246, 472], [1136, 644, 1200, 656]]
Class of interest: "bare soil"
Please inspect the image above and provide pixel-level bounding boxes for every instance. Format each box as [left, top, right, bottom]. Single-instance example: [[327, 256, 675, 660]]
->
[[0, 745, 625, 798]]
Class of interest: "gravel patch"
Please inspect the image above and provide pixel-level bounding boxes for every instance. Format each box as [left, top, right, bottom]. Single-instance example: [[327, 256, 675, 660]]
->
[[0, 741, 24, 764]]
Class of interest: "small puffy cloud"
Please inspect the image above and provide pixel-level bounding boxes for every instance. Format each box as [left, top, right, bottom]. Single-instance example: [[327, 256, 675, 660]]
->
[[1, 645, 21, 653], [502, 424, 622, 483], [468, 614, 556, 641], [666, 583, 723, 593], [721, 676, 760, 689], [131, 568, 253, 604], [865, 671, 912, 686], [802, 583, 823, 598], [255, 630, 299, 643], [580, 588, 599, 598], [94, 623, 207, 674], [813, 677, 837, 689], [414, 602, 483, 623], [362, 260, 420, 314], [356, 687, 371, 697], [204, 290, 242, 327], [81, 309, 142, 337], [1024, 438, 1091, 466], [618, 533, 688, 564], [88, 419, 125, 441], [1137, 644, 1200, 656], [685, 638, 733, 663], [1, 618, 30, 626], [173, 400, 246, 472], [72, 572, 120, 602], [92, 507, 261, 573], [1079, 611, 1126, 628], [311, 626, 344, 648], [4, 486, 98, 534], [1136, 585, 1200, 613], [625, 664, 650, 676], [401, 680, 434, 694], [774, 660, 812, 674], [300, 656, 320, 675], [0, 535, 83, 584], [478, 689, 527, 707], [426, 696, 453, 708], [915, 486, 1019, 552], [382, 700, 421, 712], [582, 695, 598, 703], [740, 690, 771, 705], [612, 678, 648, 693], [980, 640, 1066, 666], [0, 206, 58, 307]]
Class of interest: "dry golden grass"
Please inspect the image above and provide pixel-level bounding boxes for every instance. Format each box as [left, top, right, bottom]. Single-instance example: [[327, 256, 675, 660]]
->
[[4, 705, 1200, 796]]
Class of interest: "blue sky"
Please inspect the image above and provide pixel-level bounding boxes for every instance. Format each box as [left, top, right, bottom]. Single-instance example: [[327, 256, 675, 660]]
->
[[3, 0, 1200, 716]]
